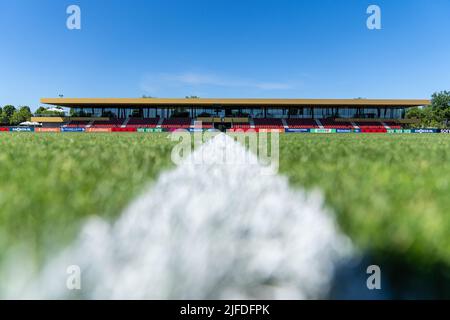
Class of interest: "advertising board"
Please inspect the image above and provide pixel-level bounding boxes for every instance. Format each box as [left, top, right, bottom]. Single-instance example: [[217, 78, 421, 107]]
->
[[61, 127, 85, 132], [285, 128, 310, 133], [10, 127, 34, 132]]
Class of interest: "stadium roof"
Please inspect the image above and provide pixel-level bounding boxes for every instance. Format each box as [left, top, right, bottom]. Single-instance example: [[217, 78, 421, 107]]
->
[[41, 98, 431, 108]]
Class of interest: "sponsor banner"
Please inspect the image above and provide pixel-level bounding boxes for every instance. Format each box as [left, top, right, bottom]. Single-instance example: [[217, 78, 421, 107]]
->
[[354, 129, 362, 133], [285, 128, 310, 133], [412, 128, 438, 134], [311, 128, 336, 134], [10, 127, 34, 132], [258, 128, 284, 133], [336, 129, 352, 133], [35, 127, 60, 132], [228, 128, 256, 133], [440, 129, 450, 134], [137, 128, 163, 133], [61, 127, 85, 132], [0, 127, 9, 132], [387, 129, 404, 134], [86, 128, 111, 133], [111, 127, 137, 132], [387, 129, 413, 134], [360, 128, 387, 133], [228, 128, 284, 133]]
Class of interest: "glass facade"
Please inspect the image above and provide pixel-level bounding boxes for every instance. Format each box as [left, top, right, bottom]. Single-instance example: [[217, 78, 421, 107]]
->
[[69, 106, 407, 119]]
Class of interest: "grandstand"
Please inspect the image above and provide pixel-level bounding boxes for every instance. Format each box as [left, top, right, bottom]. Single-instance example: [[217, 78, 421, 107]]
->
[[34, 98, 430, 131], [126, 118, 159, 128]]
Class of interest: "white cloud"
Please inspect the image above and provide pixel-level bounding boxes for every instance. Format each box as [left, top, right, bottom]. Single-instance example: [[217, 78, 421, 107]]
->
[[140, 72, 297, 95]]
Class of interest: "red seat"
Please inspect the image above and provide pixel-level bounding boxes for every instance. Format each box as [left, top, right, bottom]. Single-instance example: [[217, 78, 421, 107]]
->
[[232, 123, 252, 129], [285, 119, 318, 129], [357, 122, 386, 130], [320, 119, 353, 129], [126, 118, 159, 128], [253, 118, 284, 129]]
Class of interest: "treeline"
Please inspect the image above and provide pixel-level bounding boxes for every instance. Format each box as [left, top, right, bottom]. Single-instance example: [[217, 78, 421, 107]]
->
[[0, 105, 33, 126], [406, 91, 450, 128]]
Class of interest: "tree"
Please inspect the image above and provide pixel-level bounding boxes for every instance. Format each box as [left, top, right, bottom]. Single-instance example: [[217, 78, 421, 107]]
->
[[1, 105, 15, 125], [406, 91, 450, 128], [10, 106, 32, 125], [405, 107, 424, 125], [3, 105, 15, 117], [35, 106, 47, 115], [431, 91, 450, 111], [35, 106, 64, 116], [430, 91, 450, 127]]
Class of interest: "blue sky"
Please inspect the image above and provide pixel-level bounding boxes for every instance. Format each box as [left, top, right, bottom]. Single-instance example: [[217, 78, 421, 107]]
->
[[1, 0, 449, 110]]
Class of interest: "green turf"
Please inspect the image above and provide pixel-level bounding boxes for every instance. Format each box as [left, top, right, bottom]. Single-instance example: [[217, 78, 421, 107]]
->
[[1, 132, 449, 282], [0, 133, 176, 264], [279, 134, 450, 272]]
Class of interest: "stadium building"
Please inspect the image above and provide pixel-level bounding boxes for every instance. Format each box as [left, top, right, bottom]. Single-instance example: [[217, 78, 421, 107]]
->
[[34, 98, 430, 132]]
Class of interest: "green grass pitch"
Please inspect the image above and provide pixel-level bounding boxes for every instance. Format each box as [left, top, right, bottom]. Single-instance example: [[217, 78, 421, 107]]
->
[[0, 133, 176, 265], [0, 132, 449, 286]]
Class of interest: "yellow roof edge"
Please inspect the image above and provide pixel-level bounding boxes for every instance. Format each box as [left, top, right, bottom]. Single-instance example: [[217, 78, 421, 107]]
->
[[40, 97, 431, 107]]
